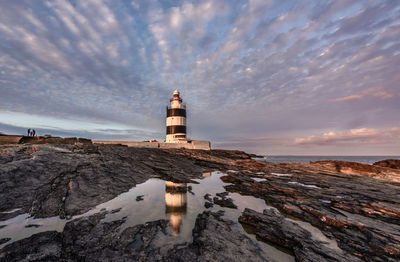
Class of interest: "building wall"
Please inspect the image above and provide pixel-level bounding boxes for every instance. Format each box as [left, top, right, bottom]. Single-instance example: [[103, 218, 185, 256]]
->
[[191, 140, 211, 150]]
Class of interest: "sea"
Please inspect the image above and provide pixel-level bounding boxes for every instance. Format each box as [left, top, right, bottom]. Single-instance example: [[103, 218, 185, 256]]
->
[[253, 156, 400, 165]]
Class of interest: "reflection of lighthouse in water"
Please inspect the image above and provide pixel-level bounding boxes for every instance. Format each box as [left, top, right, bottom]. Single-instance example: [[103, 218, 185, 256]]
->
[[165, 181, 187, 236]]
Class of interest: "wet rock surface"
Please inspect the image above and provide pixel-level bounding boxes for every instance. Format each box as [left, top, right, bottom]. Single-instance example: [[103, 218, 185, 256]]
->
[[1, 144, 400, 261], [0, 210, 267, 262], [239, 208, 362, 262], [0, 144, 207, 221], [307, 160, 400, 182], [221, 162, 400, 261], [136, 195, 144, 201], [0, 211, 170, 261], [0, 231, 63, 261], [212, 195, 237, 209], [167, 211, 268, 262], [0, 239, 10, 246]]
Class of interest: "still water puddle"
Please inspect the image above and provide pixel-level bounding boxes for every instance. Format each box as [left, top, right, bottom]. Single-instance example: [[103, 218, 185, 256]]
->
[[271, 173, 292, 177], [0, 208, 21, 214], [0, 171, 338, 260], [288, 181, 320, 188], [252, 177, 268, 182], [287, 219, 340, 250], [0, 213, 66, 249]]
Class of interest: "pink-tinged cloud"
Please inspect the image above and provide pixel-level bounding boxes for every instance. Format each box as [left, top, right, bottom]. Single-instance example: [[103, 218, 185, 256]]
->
[[330, 87, 393, 102], [293, 127, 400, 146], [330, 94, 362, 102], [363, 87, 393, 99]]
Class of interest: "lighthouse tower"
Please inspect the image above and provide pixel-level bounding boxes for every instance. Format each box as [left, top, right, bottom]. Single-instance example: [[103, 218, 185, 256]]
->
[[166, 90, 187, 143]]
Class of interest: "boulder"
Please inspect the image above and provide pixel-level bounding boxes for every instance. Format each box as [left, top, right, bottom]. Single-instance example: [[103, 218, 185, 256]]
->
[[373, 159, 400, 170]]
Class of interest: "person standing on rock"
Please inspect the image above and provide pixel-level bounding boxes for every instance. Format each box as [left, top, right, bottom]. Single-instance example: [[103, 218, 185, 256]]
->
[[32, 129, 36, 137], [27, 128, 31, 136]]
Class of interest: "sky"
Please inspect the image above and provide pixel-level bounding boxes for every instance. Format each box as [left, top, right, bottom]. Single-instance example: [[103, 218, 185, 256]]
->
[[0, 0, 399, 155]]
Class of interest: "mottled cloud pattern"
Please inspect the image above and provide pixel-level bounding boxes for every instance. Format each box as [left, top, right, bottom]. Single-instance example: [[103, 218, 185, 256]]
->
[[0, 0, 399, 154]]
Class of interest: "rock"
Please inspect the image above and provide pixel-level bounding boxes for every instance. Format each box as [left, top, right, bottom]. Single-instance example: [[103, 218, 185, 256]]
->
[[373, 159, 400, 170], [223, 167, 400, 261], [136, 195, 144, 201], [203, 193, 212, 202], [162, 148, 253, 167], [216, 192, 229, 198], [213, 196, 237, 209], [167, 211, 268, 261], [0, 238, 10, 246], [0, 144, 207, 220], [0, 211, 170, 261], [18, 136, 93, 145], [77, 138, 92, 145], [0, 231, 63, 262], [1, 210, 269, 262], [204, 202, 213, 209], [307, 160, 400, 182], [187, 185, 193, 194], [1, 144, 400, 261], [111, 208, 122, 213], [212, 192, 237, 209], [25, 224, 41, 228], [239, 208, 362, 262]]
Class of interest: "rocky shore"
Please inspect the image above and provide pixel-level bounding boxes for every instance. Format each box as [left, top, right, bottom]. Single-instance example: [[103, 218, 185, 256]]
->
[[0, 143, 399, 261]]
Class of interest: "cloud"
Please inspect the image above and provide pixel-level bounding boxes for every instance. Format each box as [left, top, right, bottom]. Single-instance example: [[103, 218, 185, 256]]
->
[[0, 122, 159, 141], [330, 87, 394, 102], [0, 0, 399, 154], [293, 127, 400, 146], [330, 94, 362, 102]]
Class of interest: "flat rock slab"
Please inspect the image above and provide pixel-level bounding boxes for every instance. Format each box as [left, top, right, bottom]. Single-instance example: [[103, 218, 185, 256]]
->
[[239, 208, 362, 262], [221, 162, 400, 261]]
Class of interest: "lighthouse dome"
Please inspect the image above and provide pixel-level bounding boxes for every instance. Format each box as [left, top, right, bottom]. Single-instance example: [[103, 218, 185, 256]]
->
[[173, 90, 179, 95]]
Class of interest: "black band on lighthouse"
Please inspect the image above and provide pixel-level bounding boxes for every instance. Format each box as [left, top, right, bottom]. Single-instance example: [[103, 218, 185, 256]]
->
[[166, 125, 186, 134], [167, 108, 186, 117]]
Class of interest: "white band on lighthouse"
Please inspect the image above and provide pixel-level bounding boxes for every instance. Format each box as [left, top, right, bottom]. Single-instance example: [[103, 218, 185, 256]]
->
[[166, 90, 187, 143], [166, 116, 186, 126]]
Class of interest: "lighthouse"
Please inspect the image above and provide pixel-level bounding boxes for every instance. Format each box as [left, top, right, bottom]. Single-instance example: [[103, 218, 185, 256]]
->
[[94, 89, 210, 149], [166, 90, 187, 143]]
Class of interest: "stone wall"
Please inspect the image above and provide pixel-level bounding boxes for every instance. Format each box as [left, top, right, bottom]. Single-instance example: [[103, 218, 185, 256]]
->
[[94, 140, 211, 150], [0, 135, 23, 145], [18, 136, 92, 145], [94, 141, 159, 148]]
